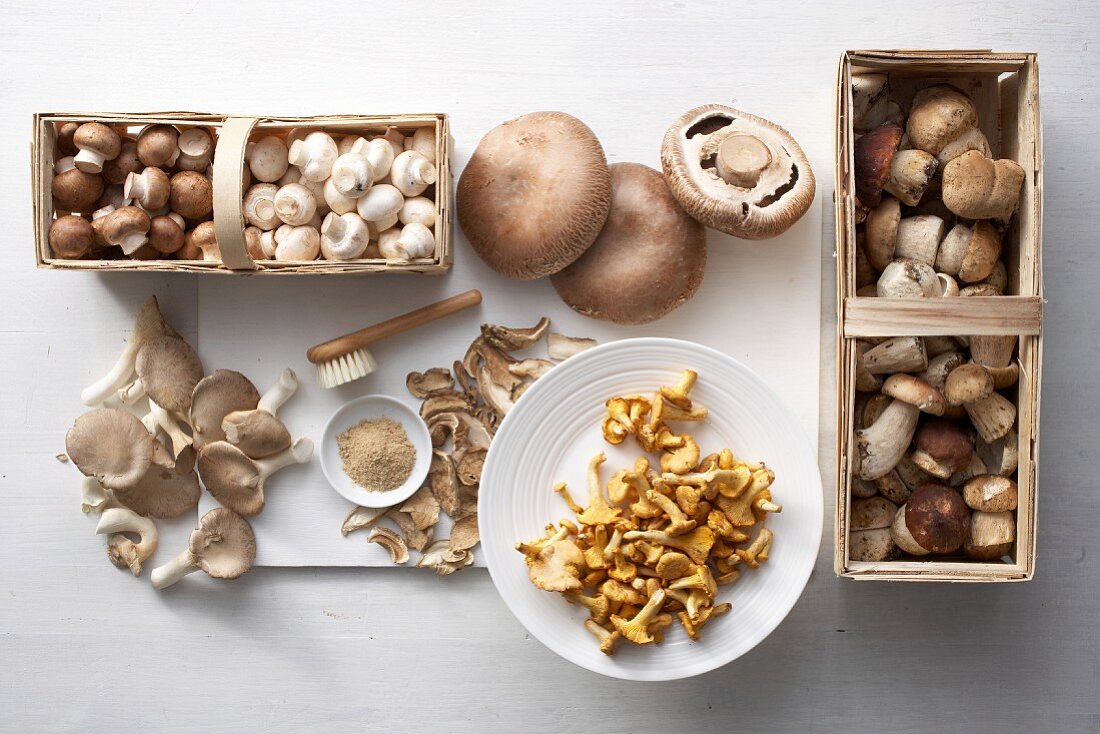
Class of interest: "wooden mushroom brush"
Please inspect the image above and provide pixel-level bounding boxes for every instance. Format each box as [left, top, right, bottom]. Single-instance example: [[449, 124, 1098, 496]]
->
[[307, 289, 483, 389]]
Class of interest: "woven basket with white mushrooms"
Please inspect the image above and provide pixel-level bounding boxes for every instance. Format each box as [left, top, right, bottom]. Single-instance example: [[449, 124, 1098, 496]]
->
[[63, 296, 313, 588], [243, 127, 438, 262], [851, 76, 1025, 298], [339, 318, 598, 574]]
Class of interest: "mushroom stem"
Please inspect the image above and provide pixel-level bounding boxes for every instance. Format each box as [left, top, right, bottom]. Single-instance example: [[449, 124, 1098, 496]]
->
[[95, 506, 159, 576], [715, 134, 772, 188], [81, 343, 138, 406], [148, 402, 193, 458], [150, 550, 199, 590], [119, 378, 146, 405], [255, 436, 314, 480], [80, 476, 109, 514], [257, 368, 298, 416]]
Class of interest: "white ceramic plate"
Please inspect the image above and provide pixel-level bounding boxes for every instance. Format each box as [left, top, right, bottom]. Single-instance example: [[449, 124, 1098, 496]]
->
[[479, 337, 822, 681], [319, 395, 433, 508]]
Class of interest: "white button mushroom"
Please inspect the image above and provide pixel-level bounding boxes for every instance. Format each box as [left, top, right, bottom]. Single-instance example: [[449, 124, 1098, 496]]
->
[[390, 150, 437, 196], [404, 126, 437, 164], [273, 224, 321, 261], [356, 183, 404, 223], [330, 152, 375, 198], [377, 227, 403, 259], [247, 135, 290, 183], [337, 135, 367, 155], [320, 212, 371, 260], [396, 222, 436, 259], [323, 177, 358, 215], [288, 131, 338, 182], [374, 127, 405, 159], [399, 196, 436, 227], [364, 138, 395, 179], [243, 183, 281, 230], [273, 182, 318, 226]]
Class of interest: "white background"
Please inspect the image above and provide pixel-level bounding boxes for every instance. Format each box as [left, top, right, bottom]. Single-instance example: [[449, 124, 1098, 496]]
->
[[2, 2, 1098, 732]]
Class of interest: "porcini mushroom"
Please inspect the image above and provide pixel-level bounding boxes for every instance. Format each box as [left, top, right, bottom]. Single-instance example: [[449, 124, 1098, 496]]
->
[[944, 363, 994, 406], [891, 483, 970, 556], [853, 123, 903, 209], [906, 85, 979, 156], [936, 221, 1002, 283], [849, 496, 899, 562], [854, 399, 919, 480], [150, 507, 256, 589], [964, 510, 1015, 561], [221, 368, 297, 458], [884, 149, 938, 206], [862, 336, 927, 375], [661, 104, 815, 239], [66, 408, 155, 490], [169, 171, 213, 219], [877, 258, 938, 298], [909, 418, 974, 479], [894, 214, 945, 266], [137, 124, 180, 167], [52, 157, 104, 212], [881, 373, 946, 416], [963, 474, 1018, 513], [864, 197, 900, 271], [73, 122, 122, 174], [175, 128, 215, 172], [457, 111, 612, 279], [941, 150, 1025, 221], [550, 162, 706, 324], [198, 437, 313, 516], [48, 215, 94, 259]]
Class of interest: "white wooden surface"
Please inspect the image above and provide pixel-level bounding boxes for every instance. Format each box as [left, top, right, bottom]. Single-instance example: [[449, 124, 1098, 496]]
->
[[2, 2, 1098, 732]]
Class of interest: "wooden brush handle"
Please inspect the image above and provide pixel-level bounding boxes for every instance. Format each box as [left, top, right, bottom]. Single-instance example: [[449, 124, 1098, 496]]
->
[[306, 289, 483, 365]]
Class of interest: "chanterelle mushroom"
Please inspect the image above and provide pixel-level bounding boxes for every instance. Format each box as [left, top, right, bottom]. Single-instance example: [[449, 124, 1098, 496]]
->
[[190, 370, 261, 448], [221, 368, 297, 459], [551, 162, 706, 324], [66, 408, 155, 490], [150, 507, 256, 590], [661, 104, 815, 239], [457, 111, 613, 280], [198, 437, 313, 516]]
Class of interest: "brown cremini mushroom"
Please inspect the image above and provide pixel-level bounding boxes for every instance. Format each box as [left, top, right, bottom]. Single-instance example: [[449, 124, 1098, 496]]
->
[[124, 166, 171, 212], [188, 221, 220, 261], [100, 205, 151, 254], [73, 123, 122, 174], [169, 170, 213, 219], [103, 139, 142, 185], [137, 124, 179, 168], [175, 127, 216, 172], [190, 370, 261, 448], [65, 408, 155, 490], [550, 162, 706, 324], [150, 507, 256, 589], [891, 483, 970, 556], [148, 214, 186, 254], [48, 214, 94, 259], [661, 104, 815, 239], [52, 157, 104, 212], [55, 121, 79, 156], [457, 111, 612, 279]]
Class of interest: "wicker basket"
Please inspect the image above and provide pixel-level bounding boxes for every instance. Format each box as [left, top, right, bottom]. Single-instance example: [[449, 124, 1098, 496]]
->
[[32, 112, 453, 274], [834, 50, 1043, 581]]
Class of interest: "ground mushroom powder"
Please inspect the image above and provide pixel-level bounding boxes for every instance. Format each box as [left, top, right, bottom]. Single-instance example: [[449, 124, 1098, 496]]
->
[[337, 417, 415, 492]]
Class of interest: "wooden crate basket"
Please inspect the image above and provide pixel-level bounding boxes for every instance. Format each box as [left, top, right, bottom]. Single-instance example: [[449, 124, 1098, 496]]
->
[[834, 51, 1043, 581], [32, 112, 453, 274]]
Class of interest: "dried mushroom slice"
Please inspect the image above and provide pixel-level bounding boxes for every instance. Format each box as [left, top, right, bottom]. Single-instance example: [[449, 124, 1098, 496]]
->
[[509, 359, 555, 380], [454, 446, 487, 486], [661, 104, 815, 240], [406, 368, 456, 398], [548, 333, 597, 361], [418, 540, 475, 576], [450, 513, 480, 552], [341, 505, 389, 536], [399, 486, 441, 530], [429, 450, 461, 516], [368, 527, 409, 564], [480, 317, 550, 352], [420, 393, 472, 422], [390, 510, 433, 552]]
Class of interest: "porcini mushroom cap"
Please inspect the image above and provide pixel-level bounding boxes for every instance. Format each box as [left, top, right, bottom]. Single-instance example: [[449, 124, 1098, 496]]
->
[[135, 335, 204, 414], [190, 507, 256, 579], [881, 373, 946, 416], [48, 215, 94, 259], [944, 363, 995, 406], [853, 123, 903, 209], [906, 85, 978, 156], [190, 369, 261, 448], [962, 474, 1018, 513], [457, 111, 612, 279], [964, 510, 1015, 561], [661, 104, 815, 239], [65, 408, 155, 490], [169, 171, 213, 220], [550, 162, 706, 324], [864, 197, 900, 271], [895, 483, 970, 555], [941, 151, 1025, 221], [910, 418, 974, 479]]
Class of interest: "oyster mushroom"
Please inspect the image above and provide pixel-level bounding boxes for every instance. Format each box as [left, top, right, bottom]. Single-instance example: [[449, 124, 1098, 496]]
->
[[661, 104, 815, 239], [66, 408, 155, 490], [457, 111, 612, 279], [81, 296, 178, 407], [198, 437, 314, 516], [125, 335, 204, 415], [150, 507, 256, 590], [190, 370, 261, 449], [111, 437, 200, 519], [221, 368, 298, 459], [95, 505, 159, 576], [551, 162, 706, 324]]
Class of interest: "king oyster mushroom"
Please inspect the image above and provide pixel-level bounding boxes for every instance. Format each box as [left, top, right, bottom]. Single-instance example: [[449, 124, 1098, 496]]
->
[[221, 368, 298, 458], [457, 111, 612, 279], [81, 296, 179, 407], [150, 507, 257, 589], [66, 408, 156, 490], [190, 370, 261, 449], [661, 104, 815, 239], [198, 437, 313, 516], [551, 162, 706, 324]]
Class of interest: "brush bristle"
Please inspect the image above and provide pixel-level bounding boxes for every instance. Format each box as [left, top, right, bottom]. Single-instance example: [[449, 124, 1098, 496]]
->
[[316, 348, 378, 388]]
